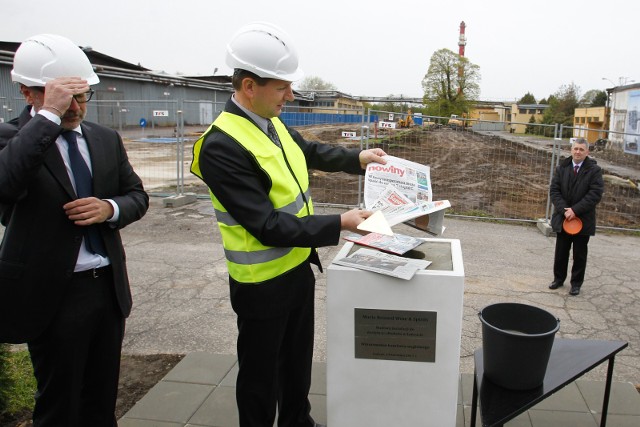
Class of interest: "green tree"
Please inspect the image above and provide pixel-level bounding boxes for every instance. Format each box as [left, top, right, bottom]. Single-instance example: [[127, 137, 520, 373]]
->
[[580, 89, 607, 107], [542, 84, 580, 123], [541, 83, 581, 136], [518, 92, 536, 104], [592, 91, 608, 107], [525, 114, 538, 134], [296, 76, 337, 91], [421, 48, 480, 118]]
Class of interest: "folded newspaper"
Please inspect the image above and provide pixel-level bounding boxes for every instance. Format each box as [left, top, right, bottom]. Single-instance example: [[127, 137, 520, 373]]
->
[[333, 248, 432, 280], [358, 156, 450, 235], [343, 232, 424, 255]]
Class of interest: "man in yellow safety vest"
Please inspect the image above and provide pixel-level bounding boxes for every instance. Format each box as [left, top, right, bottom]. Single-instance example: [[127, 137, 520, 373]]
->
[[191, 22, 386, 427]]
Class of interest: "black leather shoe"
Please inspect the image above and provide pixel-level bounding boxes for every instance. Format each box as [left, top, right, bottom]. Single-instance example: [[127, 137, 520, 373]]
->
[[569, 287, 580, 296], [549, 281, 564, 290]]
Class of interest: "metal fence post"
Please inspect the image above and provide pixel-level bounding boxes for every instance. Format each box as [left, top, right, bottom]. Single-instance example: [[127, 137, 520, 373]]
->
[[545, 123, 560, 222], [177, 100, 185, 195]]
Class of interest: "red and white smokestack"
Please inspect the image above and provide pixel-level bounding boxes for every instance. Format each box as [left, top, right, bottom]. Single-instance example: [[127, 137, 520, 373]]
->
[[458, 21, 467, 57]]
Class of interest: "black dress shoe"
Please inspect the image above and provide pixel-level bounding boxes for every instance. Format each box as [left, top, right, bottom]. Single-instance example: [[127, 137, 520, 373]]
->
[[549, 281, 564, 290], [569, 286, 580, 296]]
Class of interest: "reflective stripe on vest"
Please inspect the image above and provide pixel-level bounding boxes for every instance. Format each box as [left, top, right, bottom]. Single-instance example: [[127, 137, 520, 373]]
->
[[190, 112, 314, 283]]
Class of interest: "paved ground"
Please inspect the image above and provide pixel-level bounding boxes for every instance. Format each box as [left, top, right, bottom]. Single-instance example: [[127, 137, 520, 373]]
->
[[121, 197, 639, 385], [115, 196, 640, 425], [119, 354, 640, 426]]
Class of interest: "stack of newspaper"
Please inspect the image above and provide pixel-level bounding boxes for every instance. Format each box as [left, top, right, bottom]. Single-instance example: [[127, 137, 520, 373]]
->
[[333, 248, 432, 280], [357, 156, 450, 236]]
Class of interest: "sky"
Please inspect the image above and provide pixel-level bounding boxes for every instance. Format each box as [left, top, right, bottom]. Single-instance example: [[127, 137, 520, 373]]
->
[[4, 0, 639, 102]]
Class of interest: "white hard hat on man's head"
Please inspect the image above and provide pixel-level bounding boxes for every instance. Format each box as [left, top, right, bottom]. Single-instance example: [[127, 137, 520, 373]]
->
[[11, 34, 99, 87], [226, 22, 304, 82]]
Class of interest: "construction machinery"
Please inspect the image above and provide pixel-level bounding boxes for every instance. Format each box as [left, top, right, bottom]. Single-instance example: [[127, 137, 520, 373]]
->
[[448, 114, 465, 129], [397, 109, 414, 128]]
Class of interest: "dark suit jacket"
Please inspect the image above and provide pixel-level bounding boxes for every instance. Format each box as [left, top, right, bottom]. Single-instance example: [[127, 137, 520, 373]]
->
[[0, 107, 149, 343], [550, 155, 604, 236]]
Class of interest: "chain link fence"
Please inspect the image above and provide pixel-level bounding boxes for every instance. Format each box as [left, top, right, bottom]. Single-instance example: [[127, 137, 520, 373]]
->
[[48, 101, 639, 233]]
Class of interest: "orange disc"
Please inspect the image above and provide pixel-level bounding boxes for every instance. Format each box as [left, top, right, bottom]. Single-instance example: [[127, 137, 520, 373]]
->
[[563, 217, 583, 235]]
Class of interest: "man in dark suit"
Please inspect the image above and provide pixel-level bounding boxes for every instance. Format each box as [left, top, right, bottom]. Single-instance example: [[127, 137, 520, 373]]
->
[[548, 138, 604, 296], [0, 34, 148, 426]]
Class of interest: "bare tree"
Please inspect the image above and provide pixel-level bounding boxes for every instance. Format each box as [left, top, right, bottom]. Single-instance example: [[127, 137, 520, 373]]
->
[[297, 76, 337, 91]]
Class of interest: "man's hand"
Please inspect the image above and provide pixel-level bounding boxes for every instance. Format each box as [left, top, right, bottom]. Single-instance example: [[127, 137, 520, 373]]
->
[[64, 197, 114, 226], [359, 148, 387, 170], [340, 208, 373, 234], [563, 207, 576, 220], [41, 77, 89, 117]]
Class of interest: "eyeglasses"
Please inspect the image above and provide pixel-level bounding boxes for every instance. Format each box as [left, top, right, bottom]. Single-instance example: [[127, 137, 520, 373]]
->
[[73, 89, 95, 103], [30, 87, 95, 103]]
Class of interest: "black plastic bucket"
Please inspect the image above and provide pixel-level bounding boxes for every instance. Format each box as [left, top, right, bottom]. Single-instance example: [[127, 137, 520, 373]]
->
[[478, 303, 560, 390]]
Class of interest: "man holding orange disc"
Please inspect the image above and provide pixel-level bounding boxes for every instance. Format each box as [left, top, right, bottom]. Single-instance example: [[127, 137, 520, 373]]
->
[[548, 138, 604, 296]]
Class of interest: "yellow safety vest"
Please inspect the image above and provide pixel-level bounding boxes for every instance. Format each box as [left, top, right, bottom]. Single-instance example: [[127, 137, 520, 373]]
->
[[191, 112, 314, 283]]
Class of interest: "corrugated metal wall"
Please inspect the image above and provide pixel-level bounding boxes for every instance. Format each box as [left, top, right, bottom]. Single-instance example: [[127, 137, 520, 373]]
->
[[0, 61, 235, 126], [0, 65, 26, 123]]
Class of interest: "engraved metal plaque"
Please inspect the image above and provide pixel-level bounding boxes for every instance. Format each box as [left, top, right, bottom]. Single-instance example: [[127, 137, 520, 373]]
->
[[354, 308, 437, 362]]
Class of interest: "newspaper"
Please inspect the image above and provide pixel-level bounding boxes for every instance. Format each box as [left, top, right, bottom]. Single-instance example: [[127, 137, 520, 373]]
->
[[333, 248, 432, 280], [343, 232, 424, 255], [364, 156, 432, 208], [362, 156, 450, 234]]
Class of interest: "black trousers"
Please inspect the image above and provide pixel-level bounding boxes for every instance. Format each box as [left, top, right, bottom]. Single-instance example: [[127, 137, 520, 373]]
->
[[553, 232, 590, 287], [28, 267, 125, 427], [235, 269, 316, 427]]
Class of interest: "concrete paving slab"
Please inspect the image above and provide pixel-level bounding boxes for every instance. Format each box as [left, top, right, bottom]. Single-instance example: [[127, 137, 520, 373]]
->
[[529, 382, 589, 412], [189, 386, 238, 427], [163, 352, 236, 385], [120, 354, 640, 427], [577, 380, 640, 416], [119, 420, 184, 427], [124, 381, 213, 424], [528, 409, 597, 427]]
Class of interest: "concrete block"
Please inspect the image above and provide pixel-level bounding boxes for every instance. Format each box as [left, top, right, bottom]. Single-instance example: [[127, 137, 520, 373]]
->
[[537, 218, 554, 237], [162, 193, 197, 208]]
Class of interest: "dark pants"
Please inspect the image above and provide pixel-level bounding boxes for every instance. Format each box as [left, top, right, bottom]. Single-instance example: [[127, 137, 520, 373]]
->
[[235, 271, 316, 427], [553, 232, 590, 287], [28, 268, 124, 427]]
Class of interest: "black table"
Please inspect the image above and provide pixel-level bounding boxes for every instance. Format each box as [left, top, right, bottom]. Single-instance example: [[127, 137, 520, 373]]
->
[[470, 338, 628, 427]]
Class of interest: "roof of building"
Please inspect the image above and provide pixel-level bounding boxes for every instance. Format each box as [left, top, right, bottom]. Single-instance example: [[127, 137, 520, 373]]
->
[[0, 39, 234, 93], [517, 104, 549, 109]]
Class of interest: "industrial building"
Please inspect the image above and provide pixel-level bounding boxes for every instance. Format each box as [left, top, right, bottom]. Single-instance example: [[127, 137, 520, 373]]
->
[[0, 40, 310, 129]]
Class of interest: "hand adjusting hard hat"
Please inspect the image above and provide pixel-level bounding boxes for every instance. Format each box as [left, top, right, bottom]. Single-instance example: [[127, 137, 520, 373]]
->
[[11, 34, 99, 87], [226, 22, 304, 82]]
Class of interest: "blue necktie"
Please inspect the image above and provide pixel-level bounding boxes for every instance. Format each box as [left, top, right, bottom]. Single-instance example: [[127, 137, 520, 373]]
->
[[63, 131, 107, 256]]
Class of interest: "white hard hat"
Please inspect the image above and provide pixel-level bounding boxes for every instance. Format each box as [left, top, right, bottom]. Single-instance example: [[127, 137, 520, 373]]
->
[[11, 34, 99, 87], [226, 22, 303, 82]]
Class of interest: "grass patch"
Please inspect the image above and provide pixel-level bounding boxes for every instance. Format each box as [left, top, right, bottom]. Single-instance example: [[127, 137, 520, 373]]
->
[[0, 344, 35, 417]]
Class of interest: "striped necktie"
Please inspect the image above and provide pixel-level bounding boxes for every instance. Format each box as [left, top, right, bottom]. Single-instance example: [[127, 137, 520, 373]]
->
[[266, 120, 282, 148]]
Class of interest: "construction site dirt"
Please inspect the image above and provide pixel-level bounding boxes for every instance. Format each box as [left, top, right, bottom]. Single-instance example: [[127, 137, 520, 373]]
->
[[151, 125, 639, 230]]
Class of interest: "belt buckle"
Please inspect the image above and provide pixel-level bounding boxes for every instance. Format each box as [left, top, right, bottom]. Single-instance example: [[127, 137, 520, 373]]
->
[[92, 267, 99, 279]]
